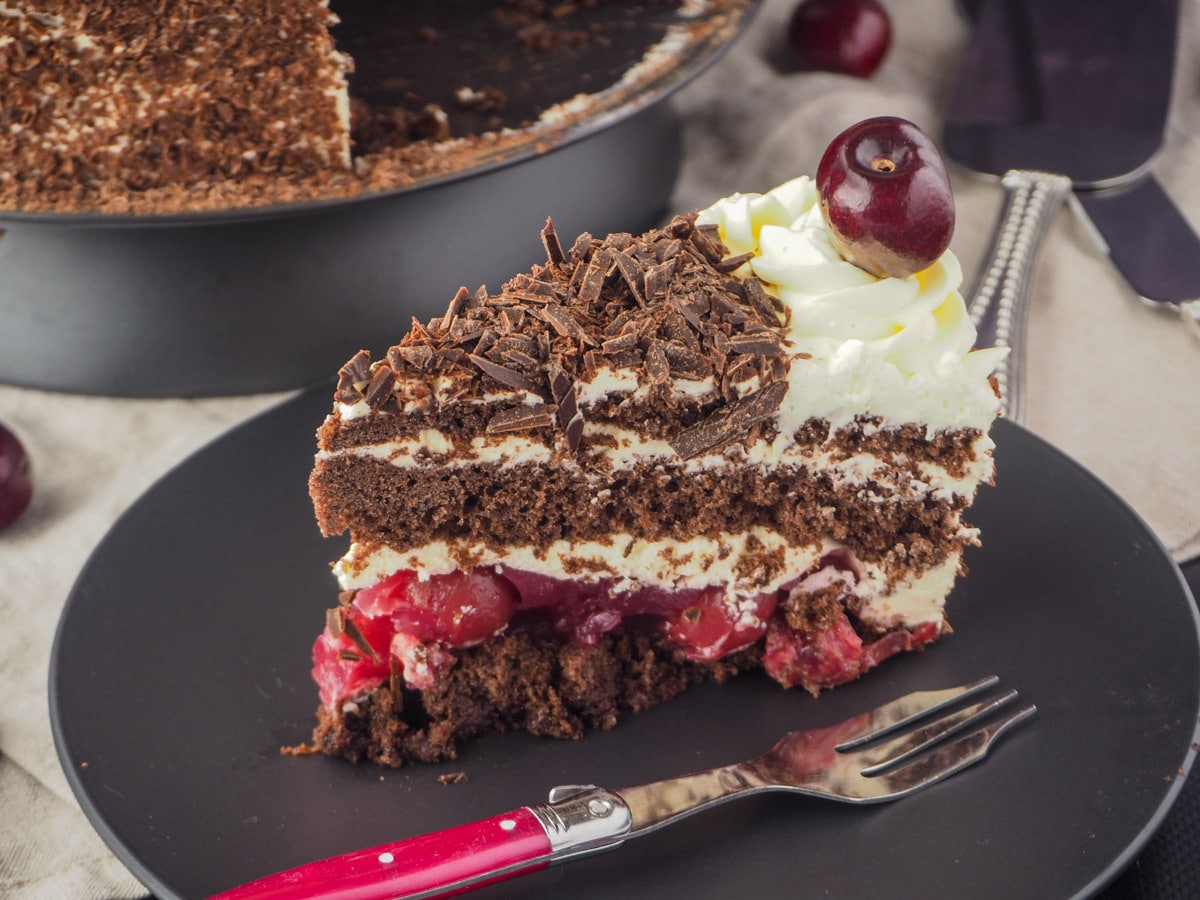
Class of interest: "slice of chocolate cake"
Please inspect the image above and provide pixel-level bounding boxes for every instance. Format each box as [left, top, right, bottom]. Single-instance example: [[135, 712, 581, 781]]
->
[[301, 172, 1006, 767]]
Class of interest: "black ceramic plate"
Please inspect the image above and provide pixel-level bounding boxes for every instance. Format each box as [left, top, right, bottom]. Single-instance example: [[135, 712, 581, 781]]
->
[[51, 389, 1200, 900]]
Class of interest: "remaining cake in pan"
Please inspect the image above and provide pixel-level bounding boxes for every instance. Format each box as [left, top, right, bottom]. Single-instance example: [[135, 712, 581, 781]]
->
[[0, 0, 749, 214], [301, 158, 1005, 767], [0, 1, 353, 207]]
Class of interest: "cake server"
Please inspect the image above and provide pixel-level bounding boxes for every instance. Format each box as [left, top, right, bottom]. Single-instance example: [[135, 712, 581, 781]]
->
[[208, 677, 1033, 900], [943, 0, 1186, 420], [1074, 179, 1200, 340]]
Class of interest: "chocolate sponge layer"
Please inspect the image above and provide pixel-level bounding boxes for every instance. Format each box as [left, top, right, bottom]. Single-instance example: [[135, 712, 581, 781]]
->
[[310, 429, 977, 570], [298, 631, 755, 767]]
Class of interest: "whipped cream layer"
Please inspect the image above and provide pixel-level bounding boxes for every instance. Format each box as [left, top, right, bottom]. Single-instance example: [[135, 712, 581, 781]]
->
[[336, 529, 822, 597], [335, 534, 957, 630], [697, 176, 1005, 434], [318, 419, 996, 506]]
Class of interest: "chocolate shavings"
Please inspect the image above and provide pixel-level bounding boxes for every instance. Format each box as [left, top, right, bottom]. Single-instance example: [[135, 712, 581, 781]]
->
[[550, 365, 584, 453], [485, 404, 555, 434], [344, 210, 794, 456], [335, 349, 371, 403], [468, 353, 544, 396], [341, 616, 381, 664], [669, 380, 789, 459], [726, 330, 782, 356], [541, 219, 566, 266], [365, 366, 396, 408]]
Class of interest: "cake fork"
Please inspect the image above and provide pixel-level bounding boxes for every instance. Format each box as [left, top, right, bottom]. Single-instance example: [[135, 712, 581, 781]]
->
[[210, 676, 1034, 900]]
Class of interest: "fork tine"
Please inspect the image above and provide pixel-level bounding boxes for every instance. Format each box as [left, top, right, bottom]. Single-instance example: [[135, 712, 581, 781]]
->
[[862, 702, 1037, 800], [857, 689, 1019, 775], [835, 675, 1000, 751]]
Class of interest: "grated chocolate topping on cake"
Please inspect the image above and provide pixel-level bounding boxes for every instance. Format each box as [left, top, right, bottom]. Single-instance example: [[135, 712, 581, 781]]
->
[[334, 215, 790, 457]]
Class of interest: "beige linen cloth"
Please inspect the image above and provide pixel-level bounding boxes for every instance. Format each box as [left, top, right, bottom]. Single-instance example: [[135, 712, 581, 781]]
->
[[1, 0, 1198, 896]]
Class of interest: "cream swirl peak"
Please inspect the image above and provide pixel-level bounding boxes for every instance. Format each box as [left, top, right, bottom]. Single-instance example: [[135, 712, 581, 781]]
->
[[698, 176, 1006, 433]]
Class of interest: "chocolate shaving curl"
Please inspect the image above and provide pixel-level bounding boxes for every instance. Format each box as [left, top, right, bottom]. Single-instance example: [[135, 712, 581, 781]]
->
[[391, 343, 434, 371], [743, 277, 786, 326], [577, 247, 613, 307], [335, 349, 372, 403], [485, 404, 555, 434], [727, 330, 783, 356], [669, 380, 788, 460], [714, 251, 756, 274], [365, 366, 396, 408], [537, 303, 594, 345], [644, 341, 670, 385], [690, 223, 727, 264], [468, 353, 544, 396], [541, 218, 566, 266], [612, 249, 645, 306], [325, 607, 345, 639], [439, 286, 471, 329], [549, 365, 585, 453], [643, 258, 676, 302], [600, 332, 638, 355]]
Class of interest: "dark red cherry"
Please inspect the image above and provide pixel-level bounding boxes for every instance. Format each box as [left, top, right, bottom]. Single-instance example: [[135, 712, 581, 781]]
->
[[787, 0, 892, 78], [816, 116, 955, 279], [354, 568, 517, 647], [0, 423, 32, 531]]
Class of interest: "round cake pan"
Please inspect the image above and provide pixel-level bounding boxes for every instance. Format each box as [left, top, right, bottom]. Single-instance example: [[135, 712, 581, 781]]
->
[[0, 2, 758, 397]]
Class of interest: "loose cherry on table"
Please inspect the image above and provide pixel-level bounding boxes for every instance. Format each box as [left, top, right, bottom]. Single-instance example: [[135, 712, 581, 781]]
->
[[816, 116, 955, 279], [786, 0, 892, 78], [0, 422, 32, 532]]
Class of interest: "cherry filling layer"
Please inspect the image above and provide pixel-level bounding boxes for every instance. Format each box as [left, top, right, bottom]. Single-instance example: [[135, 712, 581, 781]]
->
[[312, 554, 941, 707]]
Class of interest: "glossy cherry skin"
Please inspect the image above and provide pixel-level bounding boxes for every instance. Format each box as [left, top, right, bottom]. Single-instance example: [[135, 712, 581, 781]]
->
[[816, 116, 955, 278], [787, 0, 892, 78], [0, 423, 32, 531]]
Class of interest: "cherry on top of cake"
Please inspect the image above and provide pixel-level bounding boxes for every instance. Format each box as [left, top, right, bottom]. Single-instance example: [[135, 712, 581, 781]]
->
[[816, 116, 955, 279]]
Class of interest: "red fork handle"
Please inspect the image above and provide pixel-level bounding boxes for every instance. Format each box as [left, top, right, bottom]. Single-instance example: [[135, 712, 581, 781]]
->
[[208, 807, 553, 900]]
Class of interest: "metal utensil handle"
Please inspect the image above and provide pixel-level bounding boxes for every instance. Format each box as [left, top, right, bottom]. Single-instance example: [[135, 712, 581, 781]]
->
[[967, 170, 1072, 423]]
